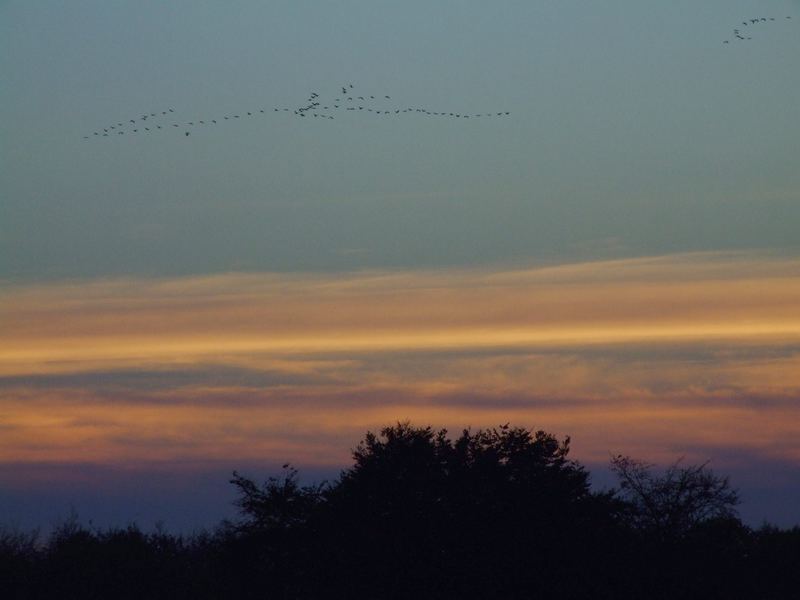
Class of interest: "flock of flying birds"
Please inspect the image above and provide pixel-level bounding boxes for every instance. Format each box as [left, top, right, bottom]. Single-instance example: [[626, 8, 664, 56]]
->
[[723, 15, 792, 43], [82, 83, 511, 140], [82, 13, 795, 140]]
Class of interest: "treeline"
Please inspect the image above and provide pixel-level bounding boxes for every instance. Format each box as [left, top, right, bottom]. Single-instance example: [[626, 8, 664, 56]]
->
[[2, 423, 799, 599]]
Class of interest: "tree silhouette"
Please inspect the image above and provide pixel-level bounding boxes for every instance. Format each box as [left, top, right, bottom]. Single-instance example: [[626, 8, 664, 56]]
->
[[3, 422, 800, 599], [610, 455, 739, 540]]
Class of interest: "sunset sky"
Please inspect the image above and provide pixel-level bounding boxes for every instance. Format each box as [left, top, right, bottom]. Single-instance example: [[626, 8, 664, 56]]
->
[[2, 0, 800, 530]]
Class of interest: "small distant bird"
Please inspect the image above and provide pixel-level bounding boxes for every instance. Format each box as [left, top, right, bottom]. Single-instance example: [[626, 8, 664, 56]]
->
[[185, 132, 190, 136]]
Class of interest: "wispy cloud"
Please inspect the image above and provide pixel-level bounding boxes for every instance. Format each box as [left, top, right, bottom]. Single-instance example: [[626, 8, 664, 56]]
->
[[1, 251, 799, 471]]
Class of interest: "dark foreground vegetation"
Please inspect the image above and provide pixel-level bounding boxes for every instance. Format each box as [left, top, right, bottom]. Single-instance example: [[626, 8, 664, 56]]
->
[[2, 423, 799, 599]]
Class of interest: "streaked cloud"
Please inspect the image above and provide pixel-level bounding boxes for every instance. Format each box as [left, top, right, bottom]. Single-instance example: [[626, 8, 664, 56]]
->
[[1, 251, 799, 472]]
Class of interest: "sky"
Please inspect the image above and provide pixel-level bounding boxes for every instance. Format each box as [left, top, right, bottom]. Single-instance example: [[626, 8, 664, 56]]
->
[[1, 0, 799, 531]]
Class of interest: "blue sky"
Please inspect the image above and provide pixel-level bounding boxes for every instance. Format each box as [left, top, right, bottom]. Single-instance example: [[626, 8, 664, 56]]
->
[[2, 0, 799, 280], [1, 0, 799, 531]]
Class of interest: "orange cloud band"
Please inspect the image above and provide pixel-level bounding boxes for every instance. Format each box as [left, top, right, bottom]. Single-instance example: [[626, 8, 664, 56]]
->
[[1, 251, 799, 470]]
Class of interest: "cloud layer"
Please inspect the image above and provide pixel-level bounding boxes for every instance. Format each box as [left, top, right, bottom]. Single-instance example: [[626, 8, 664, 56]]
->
[[2, 251, 800, 474]]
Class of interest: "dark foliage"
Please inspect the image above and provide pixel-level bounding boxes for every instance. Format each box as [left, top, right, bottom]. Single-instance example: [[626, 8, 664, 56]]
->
[[1, 422, 799, 599]]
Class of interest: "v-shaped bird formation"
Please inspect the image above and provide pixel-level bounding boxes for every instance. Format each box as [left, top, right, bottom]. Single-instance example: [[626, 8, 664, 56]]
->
[[82, 83, 511, 140], [723, 15, 792, 44]]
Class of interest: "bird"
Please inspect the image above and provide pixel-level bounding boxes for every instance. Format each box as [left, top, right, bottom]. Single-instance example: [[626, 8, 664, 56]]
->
[[185, 131, 190, 136]]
